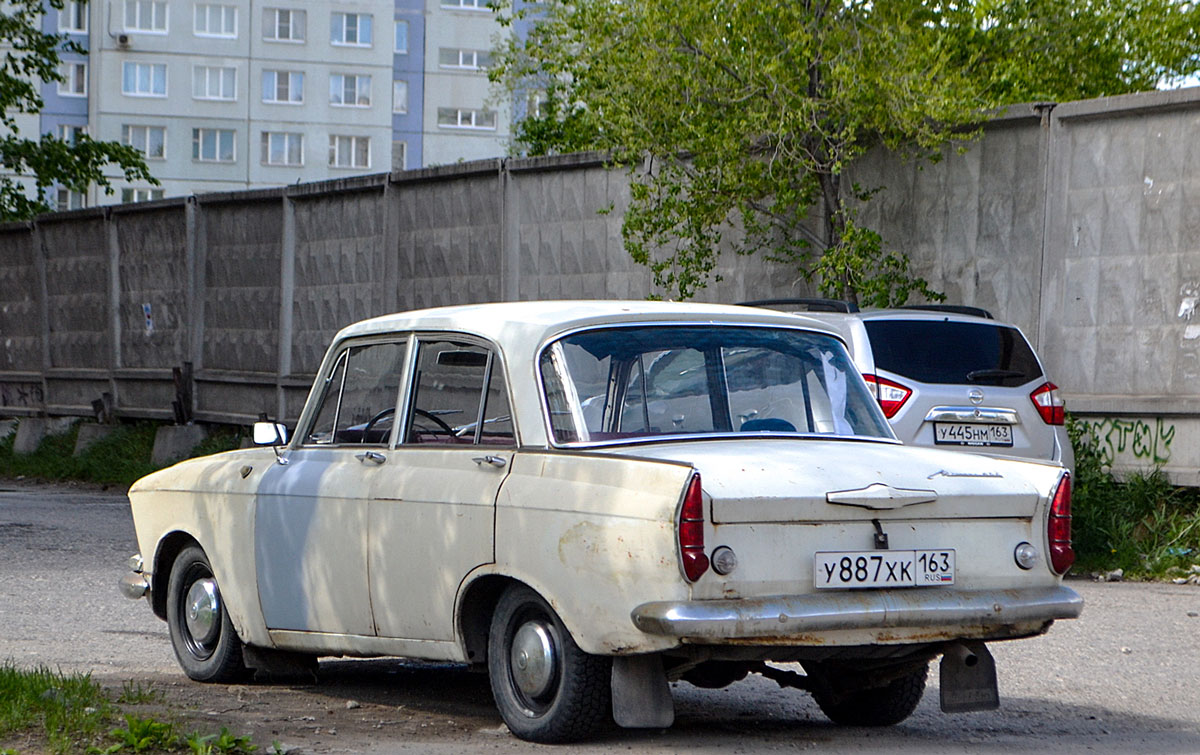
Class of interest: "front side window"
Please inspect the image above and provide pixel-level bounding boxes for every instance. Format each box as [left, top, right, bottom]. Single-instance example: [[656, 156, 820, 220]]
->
[[122, 62, 167, 96], [59, 1, 87, 32], [262, 70, 303, 103], [125, 0, 167, 32], [405, 341, 513, 445], [57, 63, 86, 96], [193, 65, 236, 100], [122, 124, 166, 159], [330, 73, 370, 106], [261, 131, 303, 165], [192, 128, 235, 162], [263, 7, 304, 41], [306, 341, 408, 446], [331, 12, 372, 46], [194, 4, 236, 36], [540, 325, 892, 444], [328, 134, 369, 168]]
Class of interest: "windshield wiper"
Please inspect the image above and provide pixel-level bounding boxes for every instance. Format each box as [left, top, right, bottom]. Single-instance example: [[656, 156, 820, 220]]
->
[[966, 368, 1025, 382]]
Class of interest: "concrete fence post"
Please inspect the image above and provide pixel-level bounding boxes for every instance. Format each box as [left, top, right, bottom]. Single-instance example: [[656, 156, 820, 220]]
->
[[277, 196, 297, 422], [106, 209, 122, 410]]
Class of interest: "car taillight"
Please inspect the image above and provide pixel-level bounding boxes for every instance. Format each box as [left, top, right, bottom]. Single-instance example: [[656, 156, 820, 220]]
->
[[1030, 382, 1065, 425], [863, 374, 912, 418], [1048, 473, 1074, 574], [678, 474, 709, 582]]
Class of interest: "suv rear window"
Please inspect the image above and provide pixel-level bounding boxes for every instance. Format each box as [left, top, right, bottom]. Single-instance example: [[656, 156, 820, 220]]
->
[[863, 320, 1043, 387]]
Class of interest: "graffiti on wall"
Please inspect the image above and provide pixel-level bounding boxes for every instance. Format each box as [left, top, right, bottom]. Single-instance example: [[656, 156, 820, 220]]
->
[[0, 382, 44, 409], [1080, 417, 1176, 467]]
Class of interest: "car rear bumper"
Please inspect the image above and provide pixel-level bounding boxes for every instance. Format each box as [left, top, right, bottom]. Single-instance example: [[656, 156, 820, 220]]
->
[[631, 585, 1082, 640]]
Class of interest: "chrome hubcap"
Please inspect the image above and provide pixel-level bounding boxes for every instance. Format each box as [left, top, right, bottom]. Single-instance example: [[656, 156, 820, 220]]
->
[[511, 621, 556, 698], [185, 578, 221, 646]]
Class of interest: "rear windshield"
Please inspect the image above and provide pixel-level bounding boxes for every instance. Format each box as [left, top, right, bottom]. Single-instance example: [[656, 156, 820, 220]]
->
[[863, 320, 1043, 387]]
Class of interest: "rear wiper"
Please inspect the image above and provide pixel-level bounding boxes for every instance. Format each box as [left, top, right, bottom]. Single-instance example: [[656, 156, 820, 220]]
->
[[966, 368, 1024, 382]]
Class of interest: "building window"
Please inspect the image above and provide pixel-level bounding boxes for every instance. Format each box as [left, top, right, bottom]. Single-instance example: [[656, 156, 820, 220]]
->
[[194, 4, 236, 37], [57, 63, 87, 96], [261, 131, 303, 165], [59, 1, 87, 33], [263, 7, 304, 41], [262, 70, 303, 104], [330, 74, 371, 107], [440, 0, 487, 9], [331, 12, 371, 46], [394, 20, 408, 53], [55, 187, 86, 211], [193, 65, 236, 100], [329, 135, 369, 168], [57, 124, 86, 145], [192, 128, 236, 162], [124, 0, 167, 32], [122, 125, 166, 159], [121, 188, 164, 203], [122, 62, 167, 96], [392, 80, 407, 113], [438, 48, 491, 71], [437, 107, 496, 130], [392, 140, 406, 171]]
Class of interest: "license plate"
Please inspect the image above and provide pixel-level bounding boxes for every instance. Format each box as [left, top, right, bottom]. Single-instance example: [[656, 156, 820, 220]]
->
[[814, 549, 955, 589], [934, 422, 1012, 447]]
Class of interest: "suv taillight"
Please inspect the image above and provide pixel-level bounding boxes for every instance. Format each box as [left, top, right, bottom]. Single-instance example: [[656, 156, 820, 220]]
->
[[863, 374, 912, 418], [1030, 382, 1065, 425], [678, 474, 709, 582], [1048, 473, 1074, 574]]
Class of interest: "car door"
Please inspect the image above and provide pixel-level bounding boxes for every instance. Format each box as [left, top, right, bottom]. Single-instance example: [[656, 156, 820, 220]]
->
[[368, 337, 515, 641], [254, 339, 408, 636]]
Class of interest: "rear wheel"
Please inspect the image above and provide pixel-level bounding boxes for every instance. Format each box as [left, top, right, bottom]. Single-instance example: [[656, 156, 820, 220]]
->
[[487, 585, 611, 743], [166, 545, 248, 682], [811, 663, 927, 727]]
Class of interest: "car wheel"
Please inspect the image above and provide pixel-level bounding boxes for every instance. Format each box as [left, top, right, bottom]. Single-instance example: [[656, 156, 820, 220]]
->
[[811, 663, 927, 727], [487, 585, 611, 743], [166, 545, 248, 683]]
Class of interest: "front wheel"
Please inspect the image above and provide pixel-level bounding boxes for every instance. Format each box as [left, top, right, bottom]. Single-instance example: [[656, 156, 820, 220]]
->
[[810, 663, 928, 727], [165, 545, 248, 682], [487, 585, 611, 743]]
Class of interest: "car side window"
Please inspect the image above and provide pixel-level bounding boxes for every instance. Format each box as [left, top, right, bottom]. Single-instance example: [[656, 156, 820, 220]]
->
[[405, 340, 514, 445], [304, 341, 407, 445]]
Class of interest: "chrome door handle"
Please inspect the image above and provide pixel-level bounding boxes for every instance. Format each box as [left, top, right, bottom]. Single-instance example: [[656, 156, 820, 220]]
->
[[472, 455, 507, 468], [356, 451, 386, 465]]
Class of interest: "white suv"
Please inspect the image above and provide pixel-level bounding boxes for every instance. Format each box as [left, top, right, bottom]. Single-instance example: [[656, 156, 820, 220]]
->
[[742, 300, 1073, 469]]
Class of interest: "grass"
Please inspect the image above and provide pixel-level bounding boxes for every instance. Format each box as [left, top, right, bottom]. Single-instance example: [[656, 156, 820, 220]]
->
[[1068, 414, 1200, 578], [0, 421, 242, 489]]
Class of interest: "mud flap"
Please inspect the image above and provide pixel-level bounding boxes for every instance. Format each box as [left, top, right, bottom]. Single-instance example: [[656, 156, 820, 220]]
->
[[939, 641, 999, 713], [611, 654, 675, 728]]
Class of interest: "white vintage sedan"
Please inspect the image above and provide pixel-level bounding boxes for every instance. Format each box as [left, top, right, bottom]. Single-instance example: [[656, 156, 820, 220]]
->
[[122, 301, 1082, 743]]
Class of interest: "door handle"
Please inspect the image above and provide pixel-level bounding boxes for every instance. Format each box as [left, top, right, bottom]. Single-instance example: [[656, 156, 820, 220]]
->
[[472, 455, 507, 468], [356, 451, 386, 465]]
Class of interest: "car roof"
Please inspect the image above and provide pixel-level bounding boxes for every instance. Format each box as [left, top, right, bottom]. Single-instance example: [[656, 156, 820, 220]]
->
[[335, 300, 846, 345], [855, 309, 1004, 325]]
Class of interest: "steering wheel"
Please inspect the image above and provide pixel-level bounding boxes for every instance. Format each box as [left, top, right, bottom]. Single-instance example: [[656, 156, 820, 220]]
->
[[411, 407, 455, 437], [362, 407, 395, 440]]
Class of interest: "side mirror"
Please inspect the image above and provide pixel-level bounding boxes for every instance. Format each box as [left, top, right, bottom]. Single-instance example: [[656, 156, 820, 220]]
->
[[253, 421, 289, 446]]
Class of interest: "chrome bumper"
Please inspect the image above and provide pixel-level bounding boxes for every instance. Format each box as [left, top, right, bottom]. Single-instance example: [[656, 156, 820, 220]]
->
[[119, 554, 149, 600], [631, 585, 1082, 639]]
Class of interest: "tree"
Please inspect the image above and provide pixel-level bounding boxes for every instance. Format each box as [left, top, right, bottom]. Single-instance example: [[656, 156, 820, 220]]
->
[[1, 0, 154, 221], [492, 0, 1200, 304]]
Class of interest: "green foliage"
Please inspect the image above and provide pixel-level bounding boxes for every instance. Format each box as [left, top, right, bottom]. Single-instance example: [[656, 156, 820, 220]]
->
[[185, 728, 256, 755], [97, 715, 180, 754], [115, 682, 159, 707], [1068, 415, 1200, 576], [0, 663, 112, 754], [492, 0, 1200, 302], [0, 0, 156, 220]]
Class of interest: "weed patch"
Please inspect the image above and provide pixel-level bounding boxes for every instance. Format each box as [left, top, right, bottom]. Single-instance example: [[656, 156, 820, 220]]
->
[[0, 663, 112, 754]]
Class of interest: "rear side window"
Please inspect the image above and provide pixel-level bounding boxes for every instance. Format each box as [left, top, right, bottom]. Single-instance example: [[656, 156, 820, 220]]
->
[[863, 320, 1043, 387]]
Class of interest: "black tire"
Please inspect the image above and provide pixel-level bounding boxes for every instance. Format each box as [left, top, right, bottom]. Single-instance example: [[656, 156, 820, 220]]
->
[[487, 585, 611, 743], [165, 545, 248, 683], [811, 663, 927, 727]]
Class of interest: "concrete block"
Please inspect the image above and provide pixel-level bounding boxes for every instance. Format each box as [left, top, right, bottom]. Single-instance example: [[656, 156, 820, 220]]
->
[[74, 423, 115, 456], [151, 424, 209, 466], [12, 417, 76, 455]]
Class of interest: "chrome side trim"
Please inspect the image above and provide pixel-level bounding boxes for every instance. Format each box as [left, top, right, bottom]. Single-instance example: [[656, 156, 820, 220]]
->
[[631, 585, 1082, 639], [924, 406, 1021, 425]]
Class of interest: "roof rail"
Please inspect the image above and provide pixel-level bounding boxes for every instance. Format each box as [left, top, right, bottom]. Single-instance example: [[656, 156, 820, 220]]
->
[[737, 298, 860, 314], [897, 304, 994, 319]]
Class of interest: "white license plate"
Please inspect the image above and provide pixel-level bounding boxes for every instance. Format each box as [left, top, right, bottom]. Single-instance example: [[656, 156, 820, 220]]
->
[[814, 549, 956, 589], [934, 422, 1013, 447]]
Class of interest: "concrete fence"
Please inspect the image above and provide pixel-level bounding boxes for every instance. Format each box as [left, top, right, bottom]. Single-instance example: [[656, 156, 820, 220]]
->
[[4, 87, 1200, 482]]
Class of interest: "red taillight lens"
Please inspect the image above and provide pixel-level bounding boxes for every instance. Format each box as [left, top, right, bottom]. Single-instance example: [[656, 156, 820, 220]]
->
[[678, 474, 709, 582], [1030, 382, 1065, 425], [863, 374, 912, 419], [1048, 473, 1074, 574]]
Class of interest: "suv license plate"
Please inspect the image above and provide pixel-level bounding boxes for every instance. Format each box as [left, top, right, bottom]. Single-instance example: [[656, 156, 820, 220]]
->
[[934, 422, 1013, 447], [814, 550, 955, 589]]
